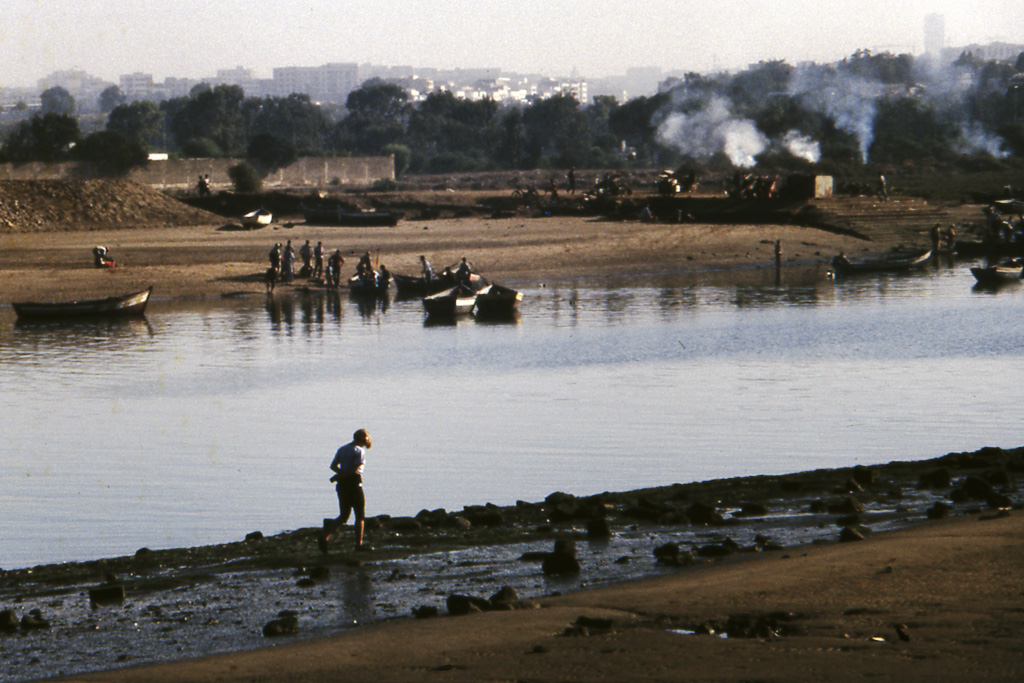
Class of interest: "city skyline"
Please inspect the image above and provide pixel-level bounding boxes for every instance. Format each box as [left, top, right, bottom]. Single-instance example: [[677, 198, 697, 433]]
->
[[3, 0, 1023, 89]]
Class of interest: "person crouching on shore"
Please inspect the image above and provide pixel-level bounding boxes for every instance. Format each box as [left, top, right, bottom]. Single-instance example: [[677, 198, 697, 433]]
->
[[319, 428, 372, 553]]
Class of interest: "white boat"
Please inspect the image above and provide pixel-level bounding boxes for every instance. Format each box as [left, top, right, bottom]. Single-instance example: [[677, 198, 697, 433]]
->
[[241, 209, 273, 228]]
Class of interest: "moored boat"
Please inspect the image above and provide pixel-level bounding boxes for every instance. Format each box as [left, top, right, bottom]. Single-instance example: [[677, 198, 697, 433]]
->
[[394, 270, 489, 297], [12, 287, 153, 320], [422, 285, 477, 318], [830, 249, 932, 276], [473, 284, 522, 318], [302, 202, 400, 227], [971, 261, 1023, 286], [347, 272, 390, 296]]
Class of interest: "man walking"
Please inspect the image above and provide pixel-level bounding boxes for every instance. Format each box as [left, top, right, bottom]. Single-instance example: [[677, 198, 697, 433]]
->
[[319, 428, 373, 553]]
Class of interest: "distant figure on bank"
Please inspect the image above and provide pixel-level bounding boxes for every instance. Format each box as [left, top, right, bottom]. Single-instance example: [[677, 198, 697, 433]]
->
[[455, 257, 472, 283], [313, 241, 325, 280], [282, 240, 296, 282], [319, 428, 373, 553], [92, 245, 115, 268], [328, 249, 344, 287], [567, 167, 576, 194], [299, 240, 313, 277], [268, 243, 281, 279], [420, 255, 434, 282]]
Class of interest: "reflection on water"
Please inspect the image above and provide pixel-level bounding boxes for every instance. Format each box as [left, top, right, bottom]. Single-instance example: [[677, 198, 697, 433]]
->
[[3, 261, 1024, 569]]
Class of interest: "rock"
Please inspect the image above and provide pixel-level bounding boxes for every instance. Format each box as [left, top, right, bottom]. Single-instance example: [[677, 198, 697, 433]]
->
[[586, 516, 611, 538], [388, 517, 423, 532], [575, 615, 614, 632], [542, 552, 581, 576], [735, 502, 769, 517], [842, 478, 864, 493], [414, 508, 449, 527], [548, 503, 578, 523], [653, 542, 681, 560], [412, 605, 439, 619], [808, 499, 828, 513], [461, 506, 504, 527], [686, 501, 723, 524], [926, 502, 951, 519], [697, 539, 739, 557], [545, 491, 577, 506], [21, 609, 50, 630], [262, 613, 299, 637], [446, 594, 490, 616], [296, 578, 317, 588], [89, 583, 126, 605], [489, 586, 519, 607], [961, 476, 995, 500], [244, 531, 264, 542], [918, 468, 952, 489], [309, 565, 331, 581], [852, 466, 876, 486], [553, 538, 577, 557], [0, 609, 19, 632], [986, 491, 1012, 509]]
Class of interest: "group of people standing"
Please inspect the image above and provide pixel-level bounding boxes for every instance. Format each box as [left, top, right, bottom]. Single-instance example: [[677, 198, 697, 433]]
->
[[266, 239, 347, 292]]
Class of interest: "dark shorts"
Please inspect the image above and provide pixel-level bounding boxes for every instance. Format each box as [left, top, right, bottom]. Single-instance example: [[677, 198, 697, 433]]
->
[[335, 474, 365, 523]]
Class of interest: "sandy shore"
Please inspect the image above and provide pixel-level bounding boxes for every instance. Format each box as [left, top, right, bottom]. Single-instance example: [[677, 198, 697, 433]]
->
[[1, 211, 909, 306], [51, 513, 1024, 682]]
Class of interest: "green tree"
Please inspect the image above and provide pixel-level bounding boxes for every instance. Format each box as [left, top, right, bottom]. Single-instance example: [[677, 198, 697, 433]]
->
[[406, 91, 499, 172], [74, 131, 148, 174], [99, 85, 126, 114], [246, 131, 297, 173], [381, 142, 411, 177], [0, 113, 80, 162], [106, 100, 164, 150], [228, 162, 262, 192], [163, 84, 247, 156], [869, 96, 956, 163], [521, 94, 590, 168], [608, 93, 671, 165], [246, 93, 332, 153], [40, 86, 76, 115], [333, 79, 410, 154]]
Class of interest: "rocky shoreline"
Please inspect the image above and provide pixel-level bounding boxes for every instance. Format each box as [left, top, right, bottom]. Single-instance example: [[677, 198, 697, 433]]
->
[[2, 445, 1021, 682]]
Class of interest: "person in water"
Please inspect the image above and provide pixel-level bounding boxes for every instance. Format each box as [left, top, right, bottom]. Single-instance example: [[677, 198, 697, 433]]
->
[[319, 428, 373, 553]]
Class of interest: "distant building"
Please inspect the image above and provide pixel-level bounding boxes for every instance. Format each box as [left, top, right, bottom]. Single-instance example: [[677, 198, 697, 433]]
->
[[924, 13, 945, 57], [272, 63, 358, 103], [37, 69, 114, 111]]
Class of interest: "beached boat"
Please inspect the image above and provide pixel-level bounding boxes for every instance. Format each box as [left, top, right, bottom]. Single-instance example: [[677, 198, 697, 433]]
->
[[971, 261, 1023, 286], [302, 203, 400, 227], [12, 286, 153, 320], [473, 284, 523, 318], [241, 208, 272, 228], [422, 285, 477, 318], [830, 249, 932, 276]]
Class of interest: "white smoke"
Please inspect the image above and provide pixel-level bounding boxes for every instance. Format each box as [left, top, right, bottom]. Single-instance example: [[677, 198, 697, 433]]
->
[[788, 66, 880, 163], [782, 130, 822, 162], [657, 95, 767, 168], [956, 121, 1009, 157]]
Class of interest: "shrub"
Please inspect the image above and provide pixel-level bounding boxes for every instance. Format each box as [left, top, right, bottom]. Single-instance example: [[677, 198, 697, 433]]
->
[[228, 162, 262, 192]]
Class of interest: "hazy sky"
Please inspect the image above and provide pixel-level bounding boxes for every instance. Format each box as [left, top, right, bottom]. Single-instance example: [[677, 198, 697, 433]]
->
[[2, 0, 1022, 87]]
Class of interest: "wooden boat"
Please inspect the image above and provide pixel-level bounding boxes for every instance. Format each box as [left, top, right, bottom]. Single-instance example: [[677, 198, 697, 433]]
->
[[422, 285, 477, 317], [393, 271, 489, 297], [241, 208, 272, 228], [830, 249, 932, 276], [473, 284, 522, 318], [302, 203, 400, 227], [347, 272, 390, 296], [971, 261, 1023, 286], [12, 286, 153, 320]]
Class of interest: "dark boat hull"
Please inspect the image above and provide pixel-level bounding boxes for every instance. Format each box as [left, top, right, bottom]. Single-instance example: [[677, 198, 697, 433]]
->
[[831, 250, 932, 276], [971, 264, 1023, 286], [12, 287, 153, 320], [302, 203, 400, 227], [474, 284, 523, 318], [422, 285, 476, 317]]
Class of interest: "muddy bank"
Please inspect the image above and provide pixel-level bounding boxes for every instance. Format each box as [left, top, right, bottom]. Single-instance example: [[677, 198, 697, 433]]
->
[[2, 446, 1021, 682]]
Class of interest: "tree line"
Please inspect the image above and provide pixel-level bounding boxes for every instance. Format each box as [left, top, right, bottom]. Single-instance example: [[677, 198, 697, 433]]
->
[[2, 49, 1023, 178]]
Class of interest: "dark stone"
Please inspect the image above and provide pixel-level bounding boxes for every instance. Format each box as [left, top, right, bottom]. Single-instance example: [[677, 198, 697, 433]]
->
[[134, 547, 152, 558], [542, 552, 581, 576], [309, 566, 331, 581], [575, 615, 614, 631], [926, 502, 951, 519], [244, 531, 264, 542], [686, 501, 723, 525], [544, 491, 576, 506], [414, 508, 449, 527], [697, 540, 737, 557], [586, 517, 612, 538], [388, 517, 423, 532], [918, 468, 952, 489], [412, 605, 439, 619], [808, 499, 828, 513], [363, 517, 384, 532], [961, 476, 995, 500], [296, 578, 316, 588], [835, 514, 861, 527], [852, 466, 876, 486], [986, 491, 1012, 509], [553, 538, 577, 557], [443, 515, 472, 530], [653, 542, 681, 560], [548, 503, 578, 523], [519, 551, 552, 562], [779, 480, 802, 493], [842, 478, 864, 493], [462, 506, 504, 527], [489, 586, 519, 606], [446, 594, 490, 616], [89, 583, 126, 605], [262, 614, 299, 637], [985, 470, 1011, 487], [0, 609, 18, 632], [21, 609, 50, 630]]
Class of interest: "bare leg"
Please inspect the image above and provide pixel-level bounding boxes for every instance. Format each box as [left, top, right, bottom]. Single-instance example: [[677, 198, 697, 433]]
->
[[355, 520, 364, 548]]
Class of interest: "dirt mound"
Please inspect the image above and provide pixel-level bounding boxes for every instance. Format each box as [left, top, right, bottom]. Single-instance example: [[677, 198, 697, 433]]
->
[[0, 179, 220, 233]]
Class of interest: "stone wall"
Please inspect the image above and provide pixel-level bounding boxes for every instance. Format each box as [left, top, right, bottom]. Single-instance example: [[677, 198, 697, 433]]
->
[[0, 156, 395, 190]]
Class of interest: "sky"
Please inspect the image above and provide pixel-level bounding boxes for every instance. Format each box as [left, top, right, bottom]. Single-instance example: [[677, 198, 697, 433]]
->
[[1, 0, 1022, 88]]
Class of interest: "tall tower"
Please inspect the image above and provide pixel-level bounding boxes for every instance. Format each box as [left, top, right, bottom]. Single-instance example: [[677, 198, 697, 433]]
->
[[924, 13, 945, 56]]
